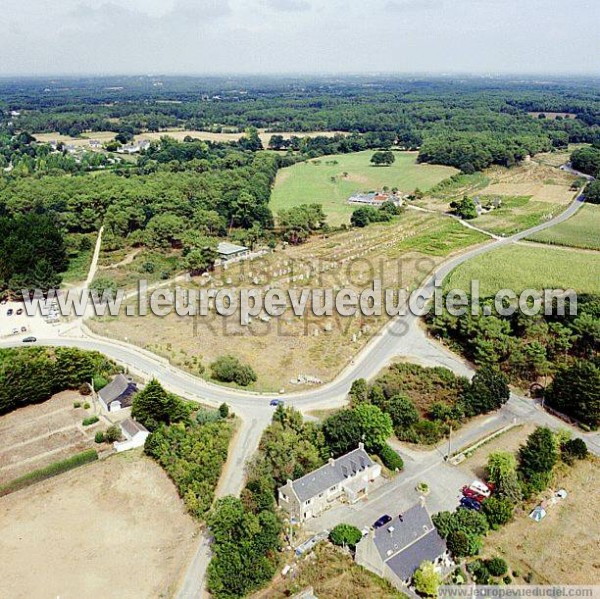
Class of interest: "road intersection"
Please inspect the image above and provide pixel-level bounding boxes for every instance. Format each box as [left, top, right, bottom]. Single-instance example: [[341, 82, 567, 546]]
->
[[0, 188, 595, 598]]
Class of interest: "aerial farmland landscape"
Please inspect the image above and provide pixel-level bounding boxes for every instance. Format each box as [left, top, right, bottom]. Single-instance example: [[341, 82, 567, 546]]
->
[[0, 2, 599, 599]]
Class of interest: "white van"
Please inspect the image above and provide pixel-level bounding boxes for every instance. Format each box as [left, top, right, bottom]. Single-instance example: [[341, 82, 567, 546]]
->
[[469, 480, 491, 498]]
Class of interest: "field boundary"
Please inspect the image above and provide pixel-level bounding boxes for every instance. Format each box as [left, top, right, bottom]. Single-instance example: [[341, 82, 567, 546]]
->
[[0, 448, 98, 496]]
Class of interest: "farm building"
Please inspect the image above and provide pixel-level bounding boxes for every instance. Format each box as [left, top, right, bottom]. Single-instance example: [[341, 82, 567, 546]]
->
[[355, 501, 450, 589], [348, 192, 403, 206], [97, 374, 138, 412], [217, 241, 250, 262], [114, 418, 149, 452]]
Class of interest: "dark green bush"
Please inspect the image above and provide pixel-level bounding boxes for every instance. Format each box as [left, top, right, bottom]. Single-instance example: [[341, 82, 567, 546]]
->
[[378, 443, 404, 471], [210, 355, 257, 387], [82, 415, 99, 426], [486, 557, 508, 577]]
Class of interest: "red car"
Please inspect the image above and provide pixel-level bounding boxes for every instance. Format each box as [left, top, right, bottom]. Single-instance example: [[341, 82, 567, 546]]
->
[[462, 486, 486, 503]]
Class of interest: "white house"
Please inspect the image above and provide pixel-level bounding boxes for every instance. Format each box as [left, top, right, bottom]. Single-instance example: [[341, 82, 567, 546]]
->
[[113, 418, 150, 452]]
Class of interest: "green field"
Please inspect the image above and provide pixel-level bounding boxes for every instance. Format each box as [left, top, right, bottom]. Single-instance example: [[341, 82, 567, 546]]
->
[[271, 150, 457, 225], [446, 244, 600, 296], [527, 204, 600, 250]]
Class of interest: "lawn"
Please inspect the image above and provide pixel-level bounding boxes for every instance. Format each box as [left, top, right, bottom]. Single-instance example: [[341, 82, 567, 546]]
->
[[271, 150, 457, 226], [446, 244, 600, 296], [527, 203, 600, 250]]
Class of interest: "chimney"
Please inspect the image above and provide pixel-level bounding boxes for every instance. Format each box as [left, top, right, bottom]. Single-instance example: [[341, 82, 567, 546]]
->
[[328, 457, 335, 466], [358, 442, 364, 451], [420, 495, 426, 507]]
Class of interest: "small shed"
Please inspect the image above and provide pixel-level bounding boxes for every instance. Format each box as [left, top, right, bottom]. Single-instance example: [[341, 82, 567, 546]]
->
[[114, 418, 150, 452]]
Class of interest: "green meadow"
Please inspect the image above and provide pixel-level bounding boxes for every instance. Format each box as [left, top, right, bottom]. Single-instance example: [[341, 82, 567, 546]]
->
[[271, 150, 457, 226]]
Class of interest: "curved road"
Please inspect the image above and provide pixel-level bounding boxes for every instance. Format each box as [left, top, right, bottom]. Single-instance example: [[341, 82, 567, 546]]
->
[[0, 190, 591, 599]]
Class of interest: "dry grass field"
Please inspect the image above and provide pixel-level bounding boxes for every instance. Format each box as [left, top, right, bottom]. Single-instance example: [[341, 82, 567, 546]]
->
[[0, 452, 198, 599], [484, 458, 600, 585], [33, 128, 344, 148], [252, 544, 405, 599], [0, 391, 102, 485], [459, 424, 534, 480], [91, 212, 487, 391]]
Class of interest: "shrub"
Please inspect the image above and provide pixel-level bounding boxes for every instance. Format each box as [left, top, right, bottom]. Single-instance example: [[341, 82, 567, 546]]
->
[[561, 438, 589, 464], [503, 575, 512, 585], [210, 355, 257, 387], [486, 557, 508, 577], [83, 402, 91, 409], [482, 496, 514, 530], [92, 374, 109, 391], [79, 383, 91, 396], [82, 415, 99, 426], [104, 424, 121, 443], [94, 431, 105, 443], [413, 561, 442, 597], [73, 401, 82, 408], [218, 403, 230, 418], [329, 524, 363, 550], [378, 443, 404, 471]]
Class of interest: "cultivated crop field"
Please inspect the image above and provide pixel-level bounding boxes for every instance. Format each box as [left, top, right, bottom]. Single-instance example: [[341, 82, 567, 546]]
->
[[527, 204, 600, 250], [0, 391, 101, 485], [92, 212, 487, 392], [0, 453, 197, 599], [484, 458, 600, 585], [271, 150, 457, 225], [446, 244, 600, 296], [420, 162, 578, 235]]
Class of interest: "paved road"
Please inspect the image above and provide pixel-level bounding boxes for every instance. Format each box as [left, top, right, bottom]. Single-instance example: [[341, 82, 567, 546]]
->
[[0, 190, 593, 598]]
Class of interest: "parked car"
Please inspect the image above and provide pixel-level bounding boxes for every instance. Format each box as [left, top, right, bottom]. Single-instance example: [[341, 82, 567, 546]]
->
[[12, 328, 19, 335], [459, 496, 482, 511], [16, 308, 23, 315], [462, 486, 487, 503], [22, 336, 37, 343], [373, 514, 392, 529], [20, 326, 27, 332], [468, 480, 492, 498], [7, 308, 13, 316], [270, 399, 283, 407]]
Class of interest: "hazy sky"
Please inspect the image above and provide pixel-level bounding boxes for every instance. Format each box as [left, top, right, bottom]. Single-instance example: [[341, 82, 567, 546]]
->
[[2, 0, 599, 76]]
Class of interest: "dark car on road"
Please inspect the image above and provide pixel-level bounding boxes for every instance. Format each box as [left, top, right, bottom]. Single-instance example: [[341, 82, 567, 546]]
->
[[270, 399, 283, 407], [22, 336, 37, 343], [7, 308, 13, 316], [459, 496, 482, 511], [373, 514, 393, 529]]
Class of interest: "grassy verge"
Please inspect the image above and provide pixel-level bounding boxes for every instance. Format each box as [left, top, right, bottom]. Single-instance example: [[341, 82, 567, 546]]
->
[[0, 449, 98, 496]]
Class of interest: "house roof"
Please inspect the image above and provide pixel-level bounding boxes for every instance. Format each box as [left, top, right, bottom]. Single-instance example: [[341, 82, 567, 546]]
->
[[288, 446, 374, 503], [373, 503, 435, 559], [120, 418, 149, 437], [385, 528, 447, 581], [98, 374, 134, 403], [370, 503, 446, 581], [217, 241, 249, 256]]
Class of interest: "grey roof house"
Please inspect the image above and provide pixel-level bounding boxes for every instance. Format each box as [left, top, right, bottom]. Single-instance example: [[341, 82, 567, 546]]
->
[[278, 444, 382, 522], [97, 374, 138, 412], [355, 501, 449, 589], [114, 418, 150, 453]]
